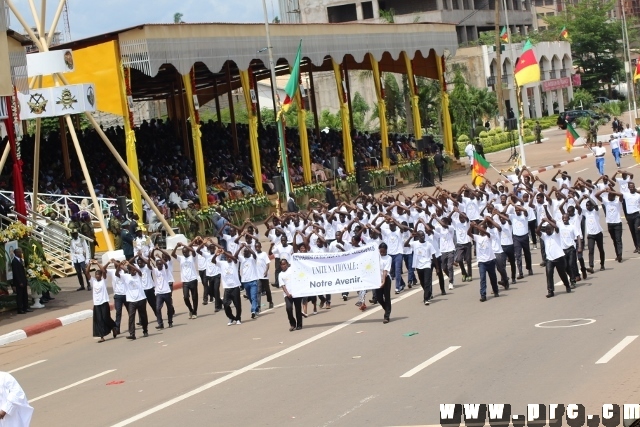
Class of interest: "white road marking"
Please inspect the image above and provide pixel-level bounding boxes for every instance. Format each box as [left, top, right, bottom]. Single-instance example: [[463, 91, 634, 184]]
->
[[29, 370, 116, 403], [629, 164, 639, 169], [258, 302, 285, 314], [400, 346, 461, 378], [320, 395, 377, 427], [595, 336, 638, 364], [110, 268, 474, 427], [576, 168, 589, 173], [534, 318, 596, 328], [8, 360, 47, 374]]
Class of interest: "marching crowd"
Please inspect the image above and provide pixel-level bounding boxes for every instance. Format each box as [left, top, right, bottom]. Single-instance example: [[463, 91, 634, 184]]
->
[[86, 165, 640, 341]]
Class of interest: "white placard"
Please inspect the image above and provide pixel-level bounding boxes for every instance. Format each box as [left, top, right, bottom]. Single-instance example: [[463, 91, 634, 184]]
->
[[26, 50, 75, 77], [18, 83, 96, 119], [284, 244, 381, 298], [5, 241, 18, 281]]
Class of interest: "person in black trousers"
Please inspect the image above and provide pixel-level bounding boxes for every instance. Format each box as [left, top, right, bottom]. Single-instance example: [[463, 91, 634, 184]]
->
[[433, 150, 445, 183], [537, 219, 572, 298], [279, 259, 303, 331], [376, 243, 392, 324], [11, 249, 31, 314]]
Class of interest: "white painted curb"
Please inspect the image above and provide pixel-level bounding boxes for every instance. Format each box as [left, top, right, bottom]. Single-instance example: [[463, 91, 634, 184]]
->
[[0, 330, 28, 346], [57, 310, 93, 326]]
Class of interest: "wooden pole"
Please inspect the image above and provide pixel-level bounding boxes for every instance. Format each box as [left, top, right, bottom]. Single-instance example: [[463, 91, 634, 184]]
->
[[308, 68, 321, 141], [64, 114, 114, 252], [227, 63, 239, 156], [46, 0, 67, 47], [59, 117, 71, 178], [213, 78, 222, 124], [39, 0, 46, 38], [26, 0, 41, 38], [0, 143, 10, 175]]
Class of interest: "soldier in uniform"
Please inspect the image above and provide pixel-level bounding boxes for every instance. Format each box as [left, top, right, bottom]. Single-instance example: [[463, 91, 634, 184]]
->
[[109, 211, 122, 250], [534, 121, 542, 144], [68, 213, 81, 234]]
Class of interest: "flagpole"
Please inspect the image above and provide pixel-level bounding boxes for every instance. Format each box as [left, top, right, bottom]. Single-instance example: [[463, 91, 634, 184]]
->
[[621, 2, 638, 120], [502, 0, 527, 166], [262, 0, 291, 201]]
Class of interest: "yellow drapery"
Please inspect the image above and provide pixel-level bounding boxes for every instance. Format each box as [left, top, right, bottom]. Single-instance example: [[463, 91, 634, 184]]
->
[[294, 89, 312, 184], [182, 72, 209, 207], [331, 60, 355, 174], [369, 54, 390, 170], [436, 54, 454, 155], [239, 71, 265, 193], [117, 63, 142, 219], [402, 51, 422, 141]]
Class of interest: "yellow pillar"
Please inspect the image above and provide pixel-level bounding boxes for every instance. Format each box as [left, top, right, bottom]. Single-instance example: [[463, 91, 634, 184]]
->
[[436, 54, 454, 155], [182, 71, 209, 207], [369, 53, 390, 170], [239, 70, 265, 193], [402, 51, 423, 141], [295, 89, 313, 184], [331, 59, 355, 174], [117, 63, 142, 219]]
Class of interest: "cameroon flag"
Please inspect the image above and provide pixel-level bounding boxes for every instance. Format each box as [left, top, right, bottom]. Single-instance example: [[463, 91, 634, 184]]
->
[[514, 40, 540, 87], [472, 151, 490, 182], [500, 27, 509, 43], [565, 122, 579, 153], [560, 26, 568, 39], [633, 131, 640, 164], [281, 41, 302, 113], [634, 60, 640, 82]]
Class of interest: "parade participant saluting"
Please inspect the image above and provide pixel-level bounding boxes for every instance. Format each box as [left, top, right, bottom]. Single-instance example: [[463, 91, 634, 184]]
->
[[537, 218, 572, 298], [85, 260, 117, 342], [172, 242, 199, 319]]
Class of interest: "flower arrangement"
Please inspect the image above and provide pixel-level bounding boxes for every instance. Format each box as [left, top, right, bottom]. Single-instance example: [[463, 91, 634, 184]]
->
[[24, 243, 60, 295], [172, 211, 189, 227], [0, 223, 33, 244], [292, 183, 325, 198]]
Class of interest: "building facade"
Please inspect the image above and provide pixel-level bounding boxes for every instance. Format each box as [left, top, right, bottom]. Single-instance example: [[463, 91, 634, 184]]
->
[[451, 41, 575, 119], [279, 0, 534, 44]]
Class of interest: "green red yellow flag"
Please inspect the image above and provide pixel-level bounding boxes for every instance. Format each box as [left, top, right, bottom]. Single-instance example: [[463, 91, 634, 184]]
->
[[281, 41, 302, 113], [500, 27, 509, 43], [560, 26, 568, 39], [514, 40, 540, 87], [633, 130, 640, 164], [472, 151, 490, 182], [565, 122, 579, 153], [634, 60, 640, 82]]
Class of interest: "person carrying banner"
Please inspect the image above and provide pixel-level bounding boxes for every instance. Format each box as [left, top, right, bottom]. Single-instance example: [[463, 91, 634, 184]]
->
[[279, 259, 303, 331]]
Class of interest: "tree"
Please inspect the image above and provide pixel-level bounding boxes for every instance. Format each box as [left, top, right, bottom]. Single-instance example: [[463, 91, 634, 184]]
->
[[447, 69, 497, 138], [173, 13, 183, 24], [545, 0, 624, 96], [272, 16, 280, 24], [351, 91, 370, 131], [383, 74, 405, 132]]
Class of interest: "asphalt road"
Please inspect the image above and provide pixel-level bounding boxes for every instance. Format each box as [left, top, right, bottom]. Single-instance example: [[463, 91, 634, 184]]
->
[[2, 145, 640, 427]]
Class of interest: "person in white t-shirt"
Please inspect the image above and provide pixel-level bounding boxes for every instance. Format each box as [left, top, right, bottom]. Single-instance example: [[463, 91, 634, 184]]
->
[[70, 229, 90, 291], [536, 218, 572, 297], [84, 260, 117, 342], [468, 223, 499, 302], [376, 243, 392, 324], [593, 141, 606, 176], [116, 261, 148, 340], [236, 244, 260, 319], [595, 188, 624, 262], [279, 259, 303, 331], [558, 213, 580, 287], [577, 197, 606, 272], [150, 256, 175, 329], [609, 134, 621, 168], [171, 242, 200, 319], [213, 248, 243, 325], [450, 208, 473, 282], [254, 242, 273, 311], [406, 231, 436, 305]]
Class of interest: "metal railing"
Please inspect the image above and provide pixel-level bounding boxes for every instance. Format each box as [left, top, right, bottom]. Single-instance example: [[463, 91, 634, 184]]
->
[[0, 209, 93, 278], [0, 191, 133, 226]]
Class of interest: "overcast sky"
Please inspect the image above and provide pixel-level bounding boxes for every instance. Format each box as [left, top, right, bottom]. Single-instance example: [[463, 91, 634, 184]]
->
[[7, 0, 274, 40]]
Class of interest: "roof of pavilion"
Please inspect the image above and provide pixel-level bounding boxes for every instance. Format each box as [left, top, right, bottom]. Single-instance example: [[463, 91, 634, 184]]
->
[[51, 22, 458, 102]]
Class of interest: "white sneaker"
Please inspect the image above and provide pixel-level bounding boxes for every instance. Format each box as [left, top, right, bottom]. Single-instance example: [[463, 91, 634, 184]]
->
[[227, 320, 235, 326], [448, 284, 454, 290], [236, 320, 242, 325]]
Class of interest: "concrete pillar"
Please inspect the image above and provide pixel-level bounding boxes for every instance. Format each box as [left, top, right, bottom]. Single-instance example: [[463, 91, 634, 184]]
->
[[356, 2, 363, 20], [460, 25, 468, 43], [534, 85, 543, 118], [522, 87, 531, 119], [545, 90, 553, 116], [437, 0, 444, 10], [372, 0, 380, 18], [567, 79, 574, 101], [557, 88, 565, 113], [445, 0, 453, 10]]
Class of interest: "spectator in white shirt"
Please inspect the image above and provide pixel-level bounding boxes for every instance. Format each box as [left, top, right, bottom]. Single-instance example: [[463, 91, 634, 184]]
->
[[70, 229, 90, 291]]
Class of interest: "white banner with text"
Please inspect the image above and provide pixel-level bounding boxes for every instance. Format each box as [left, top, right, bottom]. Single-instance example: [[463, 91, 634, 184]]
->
[[286, 244, 381, 297]]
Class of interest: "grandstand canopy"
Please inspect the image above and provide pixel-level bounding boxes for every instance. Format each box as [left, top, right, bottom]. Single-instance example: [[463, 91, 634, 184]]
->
[[52, 22, 458, 104]]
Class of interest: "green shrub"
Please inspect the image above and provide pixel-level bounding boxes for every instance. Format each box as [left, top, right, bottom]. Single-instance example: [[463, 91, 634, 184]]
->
[[488, 129, 496, 136], [458, 134, 470, 143], [494, 127, 504, 134], [478, 130, 488, 138]]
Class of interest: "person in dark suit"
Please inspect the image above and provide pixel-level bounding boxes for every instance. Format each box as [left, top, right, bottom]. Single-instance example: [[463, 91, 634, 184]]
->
[[325, 184, 337, 209], [287, 195, 299, 213], [12, 249, 31, 314]]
